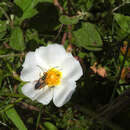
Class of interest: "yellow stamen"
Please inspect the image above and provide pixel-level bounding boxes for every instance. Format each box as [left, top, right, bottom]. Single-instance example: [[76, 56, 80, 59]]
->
[[45, 68, 62, 87]]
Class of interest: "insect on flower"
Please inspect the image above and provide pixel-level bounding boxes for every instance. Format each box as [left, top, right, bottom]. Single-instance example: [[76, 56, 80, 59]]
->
[[20, 44, 83, 107], [35, 73, 47, 89]]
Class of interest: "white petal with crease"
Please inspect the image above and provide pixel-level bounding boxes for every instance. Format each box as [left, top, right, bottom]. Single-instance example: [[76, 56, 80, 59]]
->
[[53, 81, 76, 107], [20, 66, 42, 82], [37, 87, 53, 105], [46, 44, 71, 67], [22, 52, 36, 68], [21, 82, 45, 100], [35, 46, 50, 70], [61, 57, 83, 81]]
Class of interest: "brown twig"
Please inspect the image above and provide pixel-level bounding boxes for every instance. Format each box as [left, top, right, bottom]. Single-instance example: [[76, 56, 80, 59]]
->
[[53, 24, 64, 42], [66, 25, 73, 52], [61, 32, 67, 45], [20, 102, 40, 111], [3, 42, 11, 49], [53, 0, 64, 13]]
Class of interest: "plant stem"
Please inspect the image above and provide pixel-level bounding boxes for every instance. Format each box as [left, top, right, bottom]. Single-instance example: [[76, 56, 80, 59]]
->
[[109, 41, 130, 103], [0, 53, 25, 58]]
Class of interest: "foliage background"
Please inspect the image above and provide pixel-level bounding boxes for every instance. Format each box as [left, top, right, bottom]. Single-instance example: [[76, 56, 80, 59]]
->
[[0, 0, 130, 129]]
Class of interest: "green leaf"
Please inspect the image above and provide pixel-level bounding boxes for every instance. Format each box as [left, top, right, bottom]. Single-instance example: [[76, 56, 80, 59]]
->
[[14, 0, 37, 11], [14, 0, 39, 21], [0, 20, 7, 39], [86, 0, 94, 10], [43, 121, 58, 130], [39, 0, 53, 2], [0, 20, 7, 32], [114, 13, 130, 33], [59, 15, 79, 25], [9, 27, 25, 51], [21, 8, 38, 20], [73, 22, 103, 51], [6, 107, 27, 130]]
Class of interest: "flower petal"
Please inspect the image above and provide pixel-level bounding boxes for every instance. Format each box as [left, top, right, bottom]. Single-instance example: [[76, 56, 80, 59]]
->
[[35, 44, 71, 68], [35, 46, 50, 70], [37, 87, 53, 105], [61, 57, 83, 81], [21, 82, 45, 100], [20, 66, 42, 82], [53, 81, 76, 107], [22, 52, 36, 68]]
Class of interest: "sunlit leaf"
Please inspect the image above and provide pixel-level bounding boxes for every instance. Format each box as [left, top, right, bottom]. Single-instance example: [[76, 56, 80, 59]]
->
[[6, 107, 27, 130], [39, 0, 53, 2], [73, 22, 103, 51], [9, 27, 25, 51], [14, 0, 39, 21], [21, 8, 38, 20], [59, 15, 79, 25], [43, 121, 58, 130], [114, 13, 130, 33]]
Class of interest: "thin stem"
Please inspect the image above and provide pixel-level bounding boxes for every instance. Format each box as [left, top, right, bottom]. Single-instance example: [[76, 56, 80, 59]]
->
[[53, 24, 64, 42], [0, 53, 25, 58], [109, 41, 130, 103], [0, 7, 12, 26], [112, 1, 130, 12], [0, 93, 26, 98]]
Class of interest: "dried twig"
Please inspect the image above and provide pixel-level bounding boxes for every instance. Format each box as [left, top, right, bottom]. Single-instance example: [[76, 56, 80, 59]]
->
[[20, 102, 40, 112], [53, 24, 64, 42], [61, 32, 67, 45], [53, 0, 64, 13]]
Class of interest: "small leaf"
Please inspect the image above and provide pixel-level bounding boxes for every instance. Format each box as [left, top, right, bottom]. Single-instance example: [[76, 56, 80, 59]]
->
[[59, 15, 79, 25], [39, 0, 53, 2], [43, 121, 58, 130], [21, 8, 38, 20], [9, 27, 25, 51], [86, 0, 94, 10], [114, 13, 130, 33], [0, 20, 7, 32], [73, 22, 103, 51], [14, 0, 34, 11], [6, 107, 27, 130], [14, 0, 39, 21], [0, 20, 7, 39]]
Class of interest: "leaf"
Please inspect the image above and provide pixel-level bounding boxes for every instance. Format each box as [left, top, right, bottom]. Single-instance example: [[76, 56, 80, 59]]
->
[[21, 8, 38, 20], [86, 0, 94, 10], [9, 27, 25, 51], [0, 20, 7, 39], [73, 22, 103, 51], [6, 107, 27, 130], [43, 121, 58, 130], [114, 13, 130, 33], [14, 0, 39, 21], [14, 0, 36, 11], [59, 15, 79, 25], [39, 0, 53, 2], [0, 20, 7, 32]]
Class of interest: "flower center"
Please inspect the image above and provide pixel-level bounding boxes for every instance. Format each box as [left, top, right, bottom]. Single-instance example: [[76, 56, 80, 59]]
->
[[45, 68, 62, 87]]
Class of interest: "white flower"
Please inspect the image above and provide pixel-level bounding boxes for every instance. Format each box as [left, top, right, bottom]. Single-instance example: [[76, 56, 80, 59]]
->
[[20, 44, 83, 107]]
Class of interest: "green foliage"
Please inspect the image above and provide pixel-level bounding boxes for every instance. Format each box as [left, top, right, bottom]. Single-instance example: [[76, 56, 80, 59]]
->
[[73, 22, 103, 51], [0, 0, 130, 129], [6, 107, 27, 130], [114, 13, 130, 33], [9, 27, 25, 51], [59, 15, 80, 25], [43, 121, 58, 130], [14, 0, 38, 22]]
